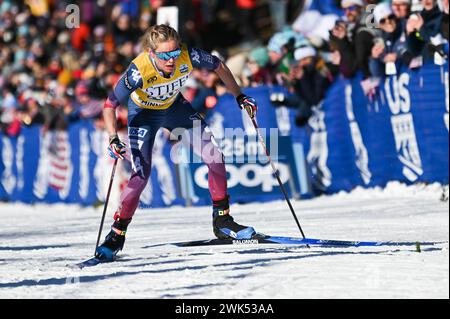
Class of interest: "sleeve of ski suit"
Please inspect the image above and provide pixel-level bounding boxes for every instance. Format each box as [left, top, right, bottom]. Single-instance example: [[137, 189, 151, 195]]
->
[[188, 47, 221, 70], [103, 63, 143, 109]]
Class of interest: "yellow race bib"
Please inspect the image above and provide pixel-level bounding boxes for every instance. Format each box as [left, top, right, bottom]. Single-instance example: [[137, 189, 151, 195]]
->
[[130, 44, 193, 110]]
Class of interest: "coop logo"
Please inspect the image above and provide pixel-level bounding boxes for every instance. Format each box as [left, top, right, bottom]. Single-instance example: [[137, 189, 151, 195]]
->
[[128, 127, 148, 138], [194, 163, 290, 192]]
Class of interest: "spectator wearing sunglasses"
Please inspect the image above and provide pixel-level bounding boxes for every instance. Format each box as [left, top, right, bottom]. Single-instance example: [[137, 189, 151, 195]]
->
[[329, 0, 378, 79], [97, 24, 259, 261], [369, 3, 412, 77]]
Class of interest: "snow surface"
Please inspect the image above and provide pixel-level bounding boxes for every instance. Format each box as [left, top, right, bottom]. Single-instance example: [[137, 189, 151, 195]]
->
[[0, 182, 448, 299]]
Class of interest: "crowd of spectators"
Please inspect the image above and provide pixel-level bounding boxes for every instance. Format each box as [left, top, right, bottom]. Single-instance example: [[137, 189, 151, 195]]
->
[[239, 0, 449, 124], [0, 0, 449, 137]]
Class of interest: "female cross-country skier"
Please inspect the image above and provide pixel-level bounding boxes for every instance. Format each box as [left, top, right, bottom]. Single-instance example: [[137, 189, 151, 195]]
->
[[97, 24, 258, 260]]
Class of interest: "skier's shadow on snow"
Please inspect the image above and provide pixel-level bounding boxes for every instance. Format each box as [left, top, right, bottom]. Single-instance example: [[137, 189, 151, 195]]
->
[[0, 246, 443, 290]]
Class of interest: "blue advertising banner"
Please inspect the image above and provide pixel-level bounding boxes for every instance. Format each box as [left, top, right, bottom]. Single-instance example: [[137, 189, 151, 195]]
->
[[0, 63, 448, 206], [0, 121, 183, 208], [307, 63, 449, 193], [186, 86, 309, 205], [187, 134, 302, 205]]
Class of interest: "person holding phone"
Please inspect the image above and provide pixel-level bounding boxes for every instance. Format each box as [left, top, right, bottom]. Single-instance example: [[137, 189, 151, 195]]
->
[[406, 0, 444, 63], [329, 0, 377, 79], [370, 3, 412, 77]]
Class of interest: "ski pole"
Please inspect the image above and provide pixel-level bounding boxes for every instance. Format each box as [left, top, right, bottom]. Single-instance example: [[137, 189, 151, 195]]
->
[[94, 158, 118, 256], [251, 118, 307, 239]]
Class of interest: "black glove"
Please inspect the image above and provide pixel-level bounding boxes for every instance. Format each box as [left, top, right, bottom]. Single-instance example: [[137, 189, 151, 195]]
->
[[108, 134, 126, 159], [236, 94, 257, 119]]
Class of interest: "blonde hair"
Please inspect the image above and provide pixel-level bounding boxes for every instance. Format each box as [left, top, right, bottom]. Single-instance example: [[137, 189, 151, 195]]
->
[[141, 24, 181, 51]]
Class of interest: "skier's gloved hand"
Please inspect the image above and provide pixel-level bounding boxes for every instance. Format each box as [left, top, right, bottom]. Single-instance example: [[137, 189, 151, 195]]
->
[[237, 94, 257, 119], [108, 134, 126, 159]]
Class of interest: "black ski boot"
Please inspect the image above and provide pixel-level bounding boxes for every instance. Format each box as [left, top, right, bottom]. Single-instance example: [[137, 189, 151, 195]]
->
[[212, 196, 256, 240], [95, 213, 131, 261]]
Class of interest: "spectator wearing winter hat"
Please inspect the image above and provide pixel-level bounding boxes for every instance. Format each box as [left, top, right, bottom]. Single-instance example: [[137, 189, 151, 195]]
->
[[329, 0, 378, 78], [369, 3, 413, 77], [271, 46, 333, 127], [340, 0, 365, 23], [267, 28, 308, 65], [241, 47, 273, 87], [406, 0, 444, 64], [266, 28, 309, 86], [71, 81, 103, 121]]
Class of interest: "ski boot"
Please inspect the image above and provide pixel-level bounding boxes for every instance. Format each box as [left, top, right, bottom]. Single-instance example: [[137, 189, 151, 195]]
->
[[212, 196, 256, 240], [95, 213, 131, 261]]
